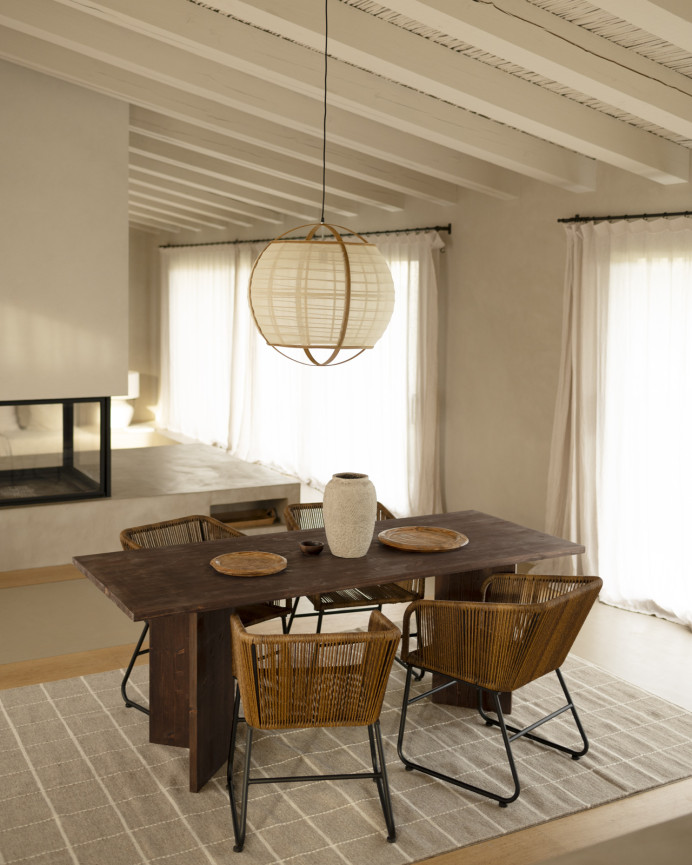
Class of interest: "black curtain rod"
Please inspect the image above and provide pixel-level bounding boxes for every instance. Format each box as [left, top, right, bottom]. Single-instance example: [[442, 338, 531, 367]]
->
[[159, 223, 451, 249], [558, 210, 692, 224]]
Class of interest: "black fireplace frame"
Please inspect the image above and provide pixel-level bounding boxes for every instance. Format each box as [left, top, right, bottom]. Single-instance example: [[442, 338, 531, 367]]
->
[[0, 397, 111, 507]]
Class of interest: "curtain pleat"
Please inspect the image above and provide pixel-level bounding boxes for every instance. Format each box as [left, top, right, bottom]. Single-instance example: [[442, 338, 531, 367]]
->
[[543, 219, 692, 627]]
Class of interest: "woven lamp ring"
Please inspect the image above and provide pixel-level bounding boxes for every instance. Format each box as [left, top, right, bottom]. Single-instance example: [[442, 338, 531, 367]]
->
[[248, 223, 395, 367]]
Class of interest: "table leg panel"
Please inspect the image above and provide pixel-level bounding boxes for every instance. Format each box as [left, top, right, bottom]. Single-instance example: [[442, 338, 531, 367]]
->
[[188, 608, 233, 793], [149, 615, 190, 748]]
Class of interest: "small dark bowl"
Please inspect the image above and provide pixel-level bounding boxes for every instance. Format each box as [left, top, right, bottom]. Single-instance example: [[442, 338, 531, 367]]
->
[[299, 540, 324, 556]]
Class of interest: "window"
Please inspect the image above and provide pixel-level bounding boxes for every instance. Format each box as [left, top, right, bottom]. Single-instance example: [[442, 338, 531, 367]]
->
[[160, 232, 443, 516], [546, 219, 692, 625]]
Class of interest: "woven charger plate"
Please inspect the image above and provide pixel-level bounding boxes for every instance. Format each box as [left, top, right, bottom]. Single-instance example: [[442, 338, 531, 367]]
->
[[378, 526, 469, 552], [210, 551, 287, 577]]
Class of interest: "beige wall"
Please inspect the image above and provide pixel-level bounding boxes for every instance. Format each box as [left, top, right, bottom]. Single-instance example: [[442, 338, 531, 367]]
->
[[0, 61, 129, 401], [128, 229, 160, 422]]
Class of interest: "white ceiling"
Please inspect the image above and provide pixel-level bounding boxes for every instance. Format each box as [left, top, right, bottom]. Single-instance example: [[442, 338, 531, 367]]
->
[[2, 0, 692, 235]]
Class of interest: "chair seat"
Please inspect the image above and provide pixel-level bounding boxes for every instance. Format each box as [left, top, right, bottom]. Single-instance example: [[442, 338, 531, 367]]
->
[[237, 601, 293, 627], [308, 582, 419, 610]]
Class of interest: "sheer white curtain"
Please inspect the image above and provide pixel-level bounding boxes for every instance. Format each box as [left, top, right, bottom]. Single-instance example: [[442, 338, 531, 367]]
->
[[545, 218, 692, 626], [158, 243, 261, 448], [159, 231, 443, 516]]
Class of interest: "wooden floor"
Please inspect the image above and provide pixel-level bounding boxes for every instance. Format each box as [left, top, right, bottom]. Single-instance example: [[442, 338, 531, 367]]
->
[[1, 564, 690, 865]]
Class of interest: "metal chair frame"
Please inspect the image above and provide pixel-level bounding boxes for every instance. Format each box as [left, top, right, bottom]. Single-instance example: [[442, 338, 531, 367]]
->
[[397, 663, 588, 807], [121, 622, 150, 715], [396, 574, 602, 807], [227, 610, 400, 852], [228, 690, 396, 852]]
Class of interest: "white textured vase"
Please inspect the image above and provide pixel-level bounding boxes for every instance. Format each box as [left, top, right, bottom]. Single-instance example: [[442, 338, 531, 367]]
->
[[323, 472, 377, 558]]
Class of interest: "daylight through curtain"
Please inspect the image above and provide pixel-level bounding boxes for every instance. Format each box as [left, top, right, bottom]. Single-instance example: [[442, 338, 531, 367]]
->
[[159, 243, 261, 449], [159, 231, 443, 516], [545, 218, 692, 626]]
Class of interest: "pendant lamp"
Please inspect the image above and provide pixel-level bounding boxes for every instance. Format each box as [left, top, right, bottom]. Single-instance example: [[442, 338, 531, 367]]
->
[[248, 1, 394, 367]]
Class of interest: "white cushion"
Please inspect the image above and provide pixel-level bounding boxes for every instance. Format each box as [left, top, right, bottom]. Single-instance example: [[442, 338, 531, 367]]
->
[[0, 405, 20, 431], [16, 403, 63, 431]]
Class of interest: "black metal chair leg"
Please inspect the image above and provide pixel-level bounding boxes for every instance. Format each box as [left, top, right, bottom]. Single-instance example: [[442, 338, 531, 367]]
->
[[286, 597, 303, 633], [394, 627, 424, 680], [478, 668, 589, 760], [557, 668, 590, 759], [488, 690, 521, 806], [121, 622, 150, 715], [282, 598, 299, 633], [316, 610, 324, 633], [228, 692, 252, 854], [396, 665, 415, 770], [367, 720, 379, 783], [397, 664, 520, 806], [370, 721, 396, 842], [227, 710, 396, 849]]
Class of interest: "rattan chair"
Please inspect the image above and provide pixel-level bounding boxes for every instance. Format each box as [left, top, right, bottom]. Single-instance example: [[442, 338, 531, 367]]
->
[[118, 514, 293, 716], [397, 574, 603, 806], [228, 610, 401, 851], [284, 501, 426, 632]]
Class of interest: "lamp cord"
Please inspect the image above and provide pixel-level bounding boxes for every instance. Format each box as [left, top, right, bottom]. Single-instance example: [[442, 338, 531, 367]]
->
[[320, 0, 328, 225]]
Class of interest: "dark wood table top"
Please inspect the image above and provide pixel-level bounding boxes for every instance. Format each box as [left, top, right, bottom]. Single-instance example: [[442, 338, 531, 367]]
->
[[72, 510, 584, 622]]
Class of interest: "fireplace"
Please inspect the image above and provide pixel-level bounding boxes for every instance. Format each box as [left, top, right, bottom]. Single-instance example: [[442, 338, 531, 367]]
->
[[0, 397, 111, 507]]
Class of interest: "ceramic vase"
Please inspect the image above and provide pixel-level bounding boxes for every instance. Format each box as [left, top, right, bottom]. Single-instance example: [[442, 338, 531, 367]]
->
[[323, 472, 377, 558]]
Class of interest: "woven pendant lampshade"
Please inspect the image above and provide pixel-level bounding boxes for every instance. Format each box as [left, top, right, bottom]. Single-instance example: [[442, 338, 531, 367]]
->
[[247, 0, 394, 367], [248, 222, 395, 366]]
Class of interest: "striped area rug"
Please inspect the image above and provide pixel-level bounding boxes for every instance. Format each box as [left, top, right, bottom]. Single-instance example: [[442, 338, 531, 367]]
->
[[1, 656, 691, 864]]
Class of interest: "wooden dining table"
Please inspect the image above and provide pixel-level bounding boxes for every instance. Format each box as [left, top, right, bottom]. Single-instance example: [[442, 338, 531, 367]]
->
[[72, 509, 584, 792]]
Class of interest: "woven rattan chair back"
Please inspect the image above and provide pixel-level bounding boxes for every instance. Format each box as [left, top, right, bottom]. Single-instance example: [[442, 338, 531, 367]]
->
[[231, 609, 400, 728], [397, 574, 602, 808], [118, 514, 293, 716], [405, 574, 602, 693], [120, 514, 242, 549], [227, 610, 400, 850], [284, 500, 395, 530], [283, 501, 425, 631]]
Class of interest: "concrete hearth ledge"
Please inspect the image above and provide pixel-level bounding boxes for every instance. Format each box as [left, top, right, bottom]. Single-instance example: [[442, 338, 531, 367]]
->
[[0, 444, 300, 571]]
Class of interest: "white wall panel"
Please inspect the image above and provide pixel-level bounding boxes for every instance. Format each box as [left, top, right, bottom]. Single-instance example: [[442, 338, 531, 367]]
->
[[0, 60, 129, 401]]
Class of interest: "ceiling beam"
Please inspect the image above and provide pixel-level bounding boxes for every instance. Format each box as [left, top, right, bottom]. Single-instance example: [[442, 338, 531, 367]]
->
[[127, 91, 521, 200], [127, 171, 284, 224], [381, 0, 692, 144], [128, 181, 254, 227], [130, 107, 458, 205], [22, 0, 592, 191], [128, 207, 199, 231], [128, 220, 163, 235], [130, 123, 407, 212], [224, 0, 689, 184], [0, 0, 524, 199], [128, 193, 233, 230], [129, 134, 362, 218], [8, 0, 688, 193], [595, 1, 692, 54], [221, 0, 687, 184], [128, 156, 317, 222]]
